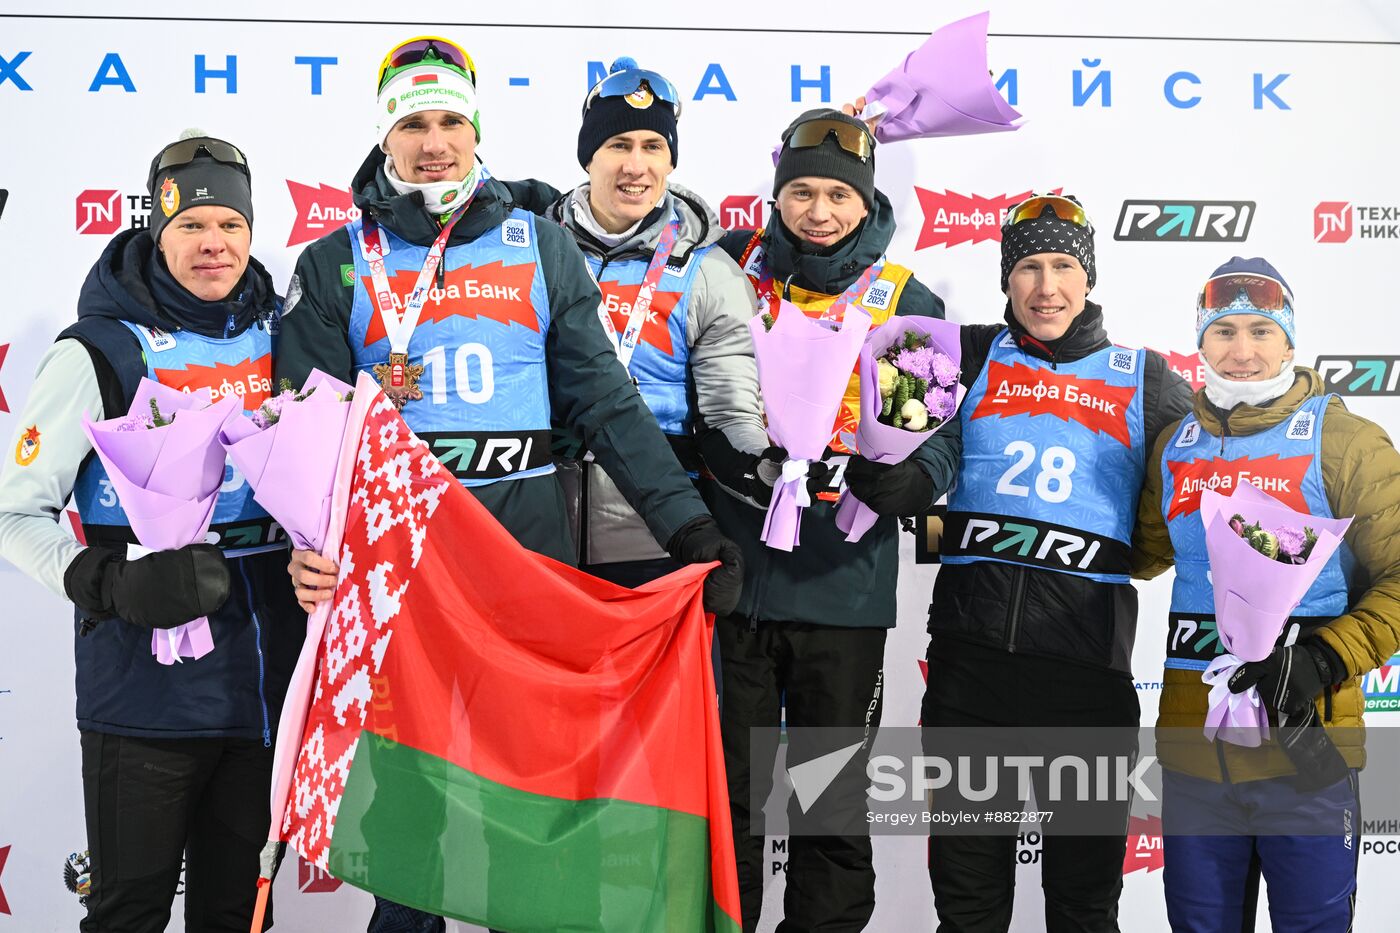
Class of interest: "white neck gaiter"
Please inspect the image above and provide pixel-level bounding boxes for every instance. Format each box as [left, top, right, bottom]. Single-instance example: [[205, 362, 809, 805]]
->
[[1203, 360, 1297, 410], [569, 184, 667, 247], [385, 156, 481, 215]]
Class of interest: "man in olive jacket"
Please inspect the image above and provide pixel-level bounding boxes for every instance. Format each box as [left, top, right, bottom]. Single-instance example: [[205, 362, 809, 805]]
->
[[1132, 256, 1400, 932]]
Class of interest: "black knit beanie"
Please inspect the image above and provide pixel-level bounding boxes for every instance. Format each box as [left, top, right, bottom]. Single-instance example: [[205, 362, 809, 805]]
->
[[772, 109, 875, 208], [577, 90, 679, 169], [999, 206, 1097, 291], [146, 133, 254, 244]]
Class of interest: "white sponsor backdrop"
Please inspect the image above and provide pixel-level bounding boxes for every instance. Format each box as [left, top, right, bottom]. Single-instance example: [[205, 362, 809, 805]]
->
[[2, 1, 1398, 929]]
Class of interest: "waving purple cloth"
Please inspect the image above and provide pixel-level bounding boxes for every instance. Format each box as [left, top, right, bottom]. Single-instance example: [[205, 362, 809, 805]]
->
[[749, 301, 871, 551], [1199, 484, 1352, 745], [82, 379, 240, 665], [835, 317, 964, 542], [219, 370, 354, 552], [860, 12, 1023, 143]]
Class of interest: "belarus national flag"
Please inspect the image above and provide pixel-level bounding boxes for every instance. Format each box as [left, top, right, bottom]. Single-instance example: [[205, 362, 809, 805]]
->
[[412, 73, 439, 86], [259, 375, 741, 933]]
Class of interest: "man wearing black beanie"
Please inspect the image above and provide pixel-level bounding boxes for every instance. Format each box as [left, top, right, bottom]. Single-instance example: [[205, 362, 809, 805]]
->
[[698, 107, 955, 933], [915, 195, 1193, 931], [0, 131, 301, 931]]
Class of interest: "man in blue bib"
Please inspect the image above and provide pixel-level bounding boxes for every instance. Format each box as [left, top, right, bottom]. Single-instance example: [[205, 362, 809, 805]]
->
[[537, 57, 768, 586], [921, 195, 1193, 932], [0, 132, 301, 932], [278, 36, 744, 933], [1134, 257, 1400, 932]]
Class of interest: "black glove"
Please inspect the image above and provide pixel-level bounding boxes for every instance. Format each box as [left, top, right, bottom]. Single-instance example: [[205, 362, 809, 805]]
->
[[737, 447, 837, 505], [1276, 705, 1350, 792], [1228, 641, 1344, 717], [64, 544, 232, 630], [666, 515, 745, 615], [842, 456, 934, 516]]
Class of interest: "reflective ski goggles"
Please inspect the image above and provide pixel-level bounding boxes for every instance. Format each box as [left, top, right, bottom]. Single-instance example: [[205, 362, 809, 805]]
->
[[1004, 194, 1092, 230], [782, 118, 874, 162], [583, 68, 682, 117], [152, 137, 249, 177], [1198, 273, 1292, 312], [377, 37, 476, 91]]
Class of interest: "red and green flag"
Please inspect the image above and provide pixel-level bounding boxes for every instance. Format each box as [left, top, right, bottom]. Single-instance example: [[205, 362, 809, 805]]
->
[[264, 382, 741, 932]]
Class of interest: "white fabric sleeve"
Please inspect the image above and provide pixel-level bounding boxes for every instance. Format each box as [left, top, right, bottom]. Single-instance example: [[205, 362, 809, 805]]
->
[[0, 339, 105, 599]]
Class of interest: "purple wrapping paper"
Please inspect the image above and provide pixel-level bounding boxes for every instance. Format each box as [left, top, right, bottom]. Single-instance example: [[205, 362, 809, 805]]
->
[[81, 379, 241, 665], [1198, 484, 1352, 745], [219, 370, 355, 551], [749, 300, 872, 551], [861, 11, 1023, 144], [834, 316, 964, 542]]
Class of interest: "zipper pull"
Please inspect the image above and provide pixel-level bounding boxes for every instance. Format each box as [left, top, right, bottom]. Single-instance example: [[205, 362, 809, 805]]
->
[[224, 312, 236, 338]]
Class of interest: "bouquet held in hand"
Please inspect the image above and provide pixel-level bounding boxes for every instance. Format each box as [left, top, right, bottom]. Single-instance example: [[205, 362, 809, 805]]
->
[[835, 316, 963, 542], [81, 379, 241, 664], [1198, 483, 1351, 746]]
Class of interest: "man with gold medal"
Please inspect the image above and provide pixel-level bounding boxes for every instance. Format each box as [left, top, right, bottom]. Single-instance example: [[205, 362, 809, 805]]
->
[[276, 38, 745, 932]]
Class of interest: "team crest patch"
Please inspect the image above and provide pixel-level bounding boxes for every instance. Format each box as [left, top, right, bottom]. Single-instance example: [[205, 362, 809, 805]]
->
[[386, 98, 397, 114], [439, 188, 459, 207], [861, 280, 893, 311], [1287, 408, 1316, 441], [625, 82, 655, 109], [141, 326, 177, 352], [1175, 419, 1202, 448], [15, 425, 40, 466], [159, 177, 180, 217], [501, 218, 531, 248], [64, 850, 92, 906], [743, 246, 766, 279], [1108, 348, 1138, 375]]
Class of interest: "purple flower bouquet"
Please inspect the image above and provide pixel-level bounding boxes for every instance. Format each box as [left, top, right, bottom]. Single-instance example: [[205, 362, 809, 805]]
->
[[859, 12, 1023, 143], [219, 370, 355, 553], [1199, 483, 1352, 745], [835, 316, 963, 542], [749, 300, 872, 551], [82, 378, 241, 664]]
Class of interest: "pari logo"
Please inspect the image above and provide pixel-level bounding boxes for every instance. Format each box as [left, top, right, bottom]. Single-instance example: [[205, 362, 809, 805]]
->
[[1314, 356, 1400, 396], [913, 187, 1059, 250], [1364, 654, 1400, 713], [1314, 201, 1400, 243], [287, 181, 361, 247], [75, 190, 152, 234], [298, 855, 343, 893], [719, 194, 764, 231], [1115, 201, 1254, 242]]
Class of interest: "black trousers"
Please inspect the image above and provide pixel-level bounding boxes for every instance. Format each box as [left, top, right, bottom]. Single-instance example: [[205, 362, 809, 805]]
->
[[79, 731, 274, 933], [718, 615, 887, 933], [921, 638, 1140, 933]]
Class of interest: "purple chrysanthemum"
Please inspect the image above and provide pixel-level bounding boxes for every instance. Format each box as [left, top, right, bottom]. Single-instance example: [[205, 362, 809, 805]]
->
[[929, 352, 960, 388], [1273, 526, 1308, 559], [895, 346, 935, 382], [925, 386, 957, 423], [251, 390, 295, 430]]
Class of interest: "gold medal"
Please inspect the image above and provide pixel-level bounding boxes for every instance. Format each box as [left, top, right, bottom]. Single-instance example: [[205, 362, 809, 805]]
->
[[373, 351, 424, 409]]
